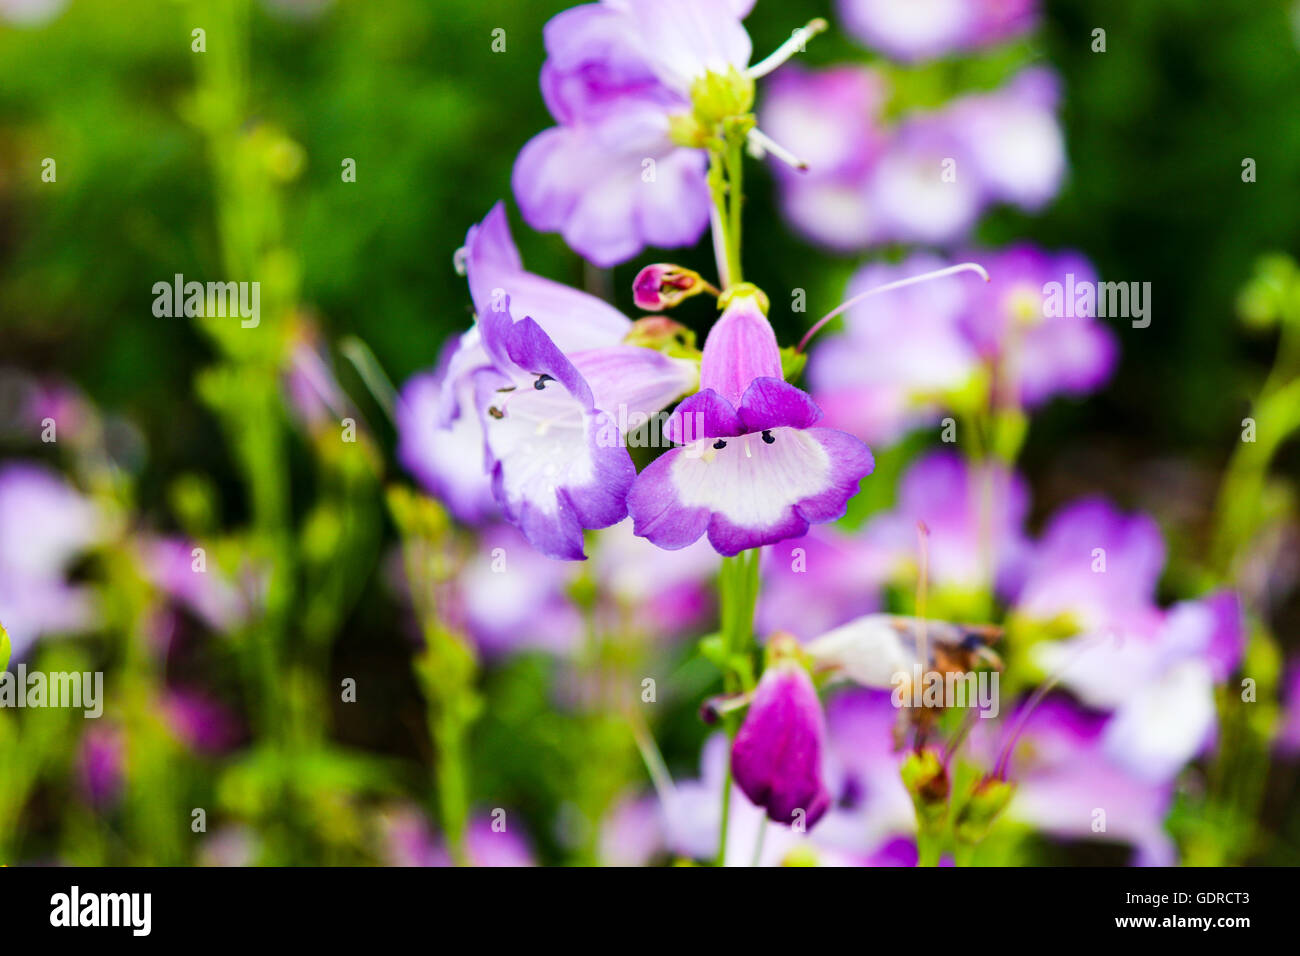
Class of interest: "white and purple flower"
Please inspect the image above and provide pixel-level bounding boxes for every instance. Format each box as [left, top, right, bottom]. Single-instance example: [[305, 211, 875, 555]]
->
[[513, 0, 758, 265], [629, 287, 874, 556]]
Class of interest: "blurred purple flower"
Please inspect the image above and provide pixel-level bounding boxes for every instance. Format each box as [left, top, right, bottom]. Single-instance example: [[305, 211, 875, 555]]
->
[[731, 652, 832, 827], [865, 450, 1031, 597], [949, 68, 1065, 212], [870, 114, 984, 245], [141, 537, 249, 635], [383, 807, 534, 867], [1036, 593, 1244, 781], [958, 244, 1118, 408], [396, 356, 499, 525], [757, 526, 888, 641], [164, 689, 243, 755], [513, 0, 758, 265], [807, 254, 980, 445], [1011, 497, 1165, 634], [629, 291, 873, 556], [763, 65, 1064, 252], [453, 524, 584, 657], [996, 698, 1177, 865], [758, 64, 889, 250], [837, 0, 1037, 63], [77, 725, 124, 810], [0, 463, 105, 658], [598, 793, 665, 866], [591, 518, 719, 637]]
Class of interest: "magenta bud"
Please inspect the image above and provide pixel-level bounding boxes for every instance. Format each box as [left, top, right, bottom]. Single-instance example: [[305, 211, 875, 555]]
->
[[730, 658, 831, 829], [633, 264, 708, 312]]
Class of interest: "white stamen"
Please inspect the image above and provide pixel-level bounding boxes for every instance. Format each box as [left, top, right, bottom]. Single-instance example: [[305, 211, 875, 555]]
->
[[452, 246, 468, 276], [797, 262, 991, 353], [746, 18, 828, 80], [748, 128, 808, 172]]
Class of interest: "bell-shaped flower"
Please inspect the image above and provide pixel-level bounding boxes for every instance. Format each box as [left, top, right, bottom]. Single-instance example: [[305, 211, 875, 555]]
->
[[628, 287, 874, 555], [730, 637, 832, 827], [472, 299, 695, 559], [436, 202, 631, 425]]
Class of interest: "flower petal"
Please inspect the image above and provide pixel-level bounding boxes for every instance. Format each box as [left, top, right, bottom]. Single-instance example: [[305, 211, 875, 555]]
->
[[629, 425, 873, 555]]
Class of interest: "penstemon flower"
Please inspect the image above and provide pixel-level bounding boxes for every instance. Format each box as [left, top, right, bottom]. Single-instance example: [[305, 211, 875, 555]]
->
[[471, 298, 695, 559], [730, 635, 832, 827], [514, 0, 825, 265], [628, 285, 875, 556]]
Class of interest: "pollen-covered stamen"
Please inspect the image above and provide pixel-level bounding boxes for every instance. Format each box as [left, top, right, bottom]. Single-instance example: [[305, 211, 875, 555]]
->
[[746, 18, 828, 80], [747, 127, 808, 172], [796, 262, 991, 354]]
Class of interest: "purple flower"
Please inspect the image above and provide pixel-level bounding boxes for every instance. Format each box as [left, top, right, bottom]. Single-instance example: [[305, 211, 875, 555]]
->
[[453, 524, 583, 656], [164, 689, 243, 755], [868, 114, 983, 245], [141, 536, 249, 634], [958, 244, 1118, 408], [731, 646, 832, 827], [0, 463, 105, 658], [994, 698, 1176, 865], [949, 68, 1065, 212], [396, 355, 499, 525], [436, 202, 632, 425], [473, 299, 694, 559], [629, 290, 874, 556], [591, 519, 719, 638], [1011, 497, 1165, 634], [808, 254, 980, 445], [1035, 593, 1243, 781], [418, 204, 695, 557], [382, 807, 535, 867], [756, 64, 889, 251], [865, 450, 1031, 597], [838, 0, 1038, 63], [756, 526, 888, 641], [513, 0, 758, 265], [822, 689, 918, 848], [77, 725, 124, 810]]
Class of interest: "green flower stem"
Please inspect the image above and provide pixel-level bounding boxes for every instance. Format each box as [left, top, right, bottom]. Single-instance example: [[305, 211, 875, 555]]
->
[[714, 549, 761, 866]]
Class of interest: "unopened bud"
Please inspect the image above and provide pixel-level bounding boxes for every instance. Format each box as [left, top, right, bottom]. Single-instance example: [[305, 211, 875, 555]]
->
[[633, 264, 711, 312]]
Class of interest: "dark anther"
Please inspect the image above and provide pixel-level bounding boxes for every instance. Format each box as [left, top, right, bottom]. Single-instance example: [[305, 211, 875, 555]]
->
[[761, 430, 775, 444], [534, 374, 555, 390], [713, 439, 727, 450], [488, 407, 505, 419]]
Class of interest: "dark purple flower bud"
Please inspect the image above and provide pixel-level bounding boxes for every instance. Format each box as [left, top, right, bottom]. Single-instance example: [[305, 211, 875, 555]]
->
[[730, 644, 831, 828]]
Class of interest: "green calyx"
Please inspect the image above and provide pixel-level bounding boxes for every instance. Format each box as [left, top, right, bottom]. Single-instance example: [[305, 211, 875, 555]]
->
[[717, 282, 769, 315], [671, 68, 756, 149], [901, 748, 950, 826], [954, 777, 1015, 844]]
